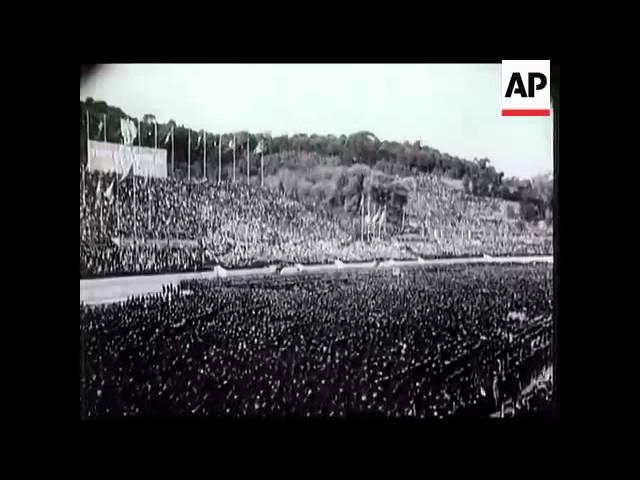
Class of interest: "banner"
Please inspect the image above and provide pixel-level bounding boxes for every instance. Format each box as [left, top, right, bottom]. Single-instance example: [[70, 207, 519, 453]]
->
[[88, 140, 167, 178]]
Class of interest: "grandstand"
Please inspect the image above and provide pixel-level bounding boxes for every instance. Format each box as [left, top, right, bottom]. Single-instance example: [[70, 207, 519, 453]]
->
[[80, 166, 551, 278]]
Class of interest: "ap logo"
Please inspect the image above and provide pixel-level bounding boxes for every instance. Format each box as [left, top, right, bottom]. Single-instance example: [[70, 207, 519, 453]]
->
[[502, 60, 550, 116]]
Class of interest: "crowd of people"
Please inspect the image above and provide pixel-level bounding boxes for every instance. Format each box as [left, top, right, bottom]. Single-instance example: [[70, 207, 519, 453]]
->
[[330, 241, 417, 262], [402, 235, 552, 259], [80, 170, 352, 276], [80, 169, 553, 278], [402, 175, 552, 257], [80, 263, 554, 418], [80, 242, 204, 278]]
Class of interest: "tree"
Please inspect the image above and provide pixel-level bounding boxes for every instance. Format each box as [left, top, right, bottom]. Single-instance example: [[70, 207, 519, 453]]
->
[[462, 174, 473, 194], [477, 158, 490, 169], [520, 200, 541, 222]]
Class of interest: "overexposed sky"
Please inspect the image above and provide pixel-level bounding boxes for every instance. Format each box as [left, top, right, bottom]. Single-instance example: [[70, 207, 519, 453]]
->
[[80, 64, 553, 178]]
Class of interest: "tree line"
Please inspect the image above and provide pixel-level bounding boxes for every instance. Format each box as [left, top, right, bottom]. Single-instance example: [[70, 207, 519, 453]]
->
[[80, 98, 553, 223]]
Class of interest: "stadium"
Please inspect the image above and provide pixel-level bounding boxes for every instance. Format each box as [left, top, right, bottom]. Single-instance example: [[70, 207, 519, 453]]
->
[[80, 65, 555, 419]]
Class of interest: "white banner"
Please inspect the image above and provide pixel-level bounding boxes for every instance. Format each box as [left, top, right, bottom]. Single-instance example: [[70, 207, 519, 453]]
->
[[88, 140, 167, 178]]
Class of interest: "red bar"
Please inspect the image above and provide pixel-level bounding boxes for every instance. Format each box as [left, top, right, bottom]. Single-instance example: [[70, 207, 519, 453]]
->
[[502, 109, 550, 116]]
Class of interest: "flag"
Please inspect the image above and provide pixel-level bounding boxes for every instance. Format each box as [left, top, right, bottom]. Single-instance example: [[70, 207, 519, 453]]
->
[[228, 137, 236, 150], [94, 178, 102, 208], [120, 118, 137, 145], [130, 120, 138, 144], [370, 207, 380, 225], [254, 139, 265, 154], [97, 120, 104, 138], [379, 206, 387, 227], [197, 132, 203, 149], [163, 128, 172, 145], [480, 386, 486, 397], [105, 179, 115, 202], [120, 163, 133, 182], [120, 118, 128, 143]]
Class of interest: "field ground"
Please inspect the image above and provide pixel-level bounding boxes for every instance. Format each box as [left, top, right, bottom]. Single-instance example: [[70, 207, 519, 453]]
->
[[80, 255, 553, 305]]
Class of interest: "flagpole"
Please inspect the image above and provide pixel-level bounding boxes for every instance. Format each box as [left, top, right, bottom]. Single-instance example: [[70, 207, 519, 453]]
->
[[117, 137, 121, 234], [171, 126, 174, 176], [247, 136, 250, 184], [218, 134, 221, 185], [367, 193, 371, 242], [150, 122, 156, 232], [99, 176, 103, 233], [188, 129, 191, 181], [148, 169, 151, 232], [232, 134, 236, 182], [361, 194, 364, 242], [383, 206, 387, 237], [103, 113, 107, 142], [260, 146, 264, 187], [84, 110, 89, 207], [117, 177, 120, 236], [133, 153, 137, 241], [203, 131, 207, 180]]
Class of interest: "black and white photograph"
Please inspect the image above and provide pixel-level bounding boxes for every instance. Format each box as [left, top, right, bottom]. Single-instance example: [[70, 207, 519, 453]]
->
[[79, 63, 556, 419]]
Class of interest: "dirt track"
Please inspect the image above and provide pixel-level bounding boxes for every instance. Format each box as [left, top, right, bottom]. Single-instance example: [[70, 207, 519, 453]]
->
[[80, 255, 553, 305]]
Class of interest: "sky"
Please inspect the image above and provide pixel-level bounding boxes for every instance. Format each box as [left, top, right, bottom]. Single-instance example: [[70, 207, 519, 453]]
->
[[80, 64, 554, 179]]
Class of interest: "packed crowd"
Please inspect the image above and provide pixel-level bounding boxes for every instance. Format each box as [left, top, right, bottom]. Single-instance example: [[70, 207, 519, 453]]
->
[[402, 235, 553, 259], [80, 242, 204, 278], [403, 175, 552, 257], [80, 170, 351, 276], [82, 170, 350, 243], [80, 170, 553, 278], [331, 241, 416, 262], [80, 263, 554, 418]]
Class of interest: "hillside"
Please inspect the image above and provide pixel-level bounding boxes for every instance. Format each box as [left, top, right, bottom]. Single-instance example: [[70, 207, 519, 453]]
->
[[80, 98, 553, 223]]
